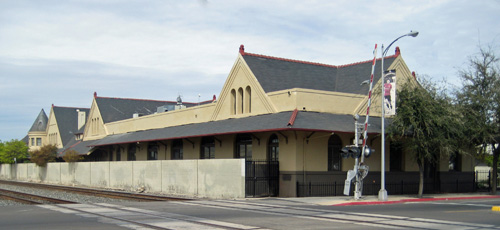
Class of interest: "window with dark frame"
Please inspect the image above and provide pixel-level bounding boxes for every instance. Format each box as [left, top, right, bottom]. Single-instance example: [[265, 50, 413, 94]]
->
[[235, 134, 252, 160], [172, 139, 183, 160], [327, 135, 342, 171], [116, 148, 121, 161], [390, 141, 403, 172], [147, 142, 159, 160], [268, 134, 279, 161], [200, 137, 215, 159], [127, 144, 136, 161], [449, 152, 461, 171]]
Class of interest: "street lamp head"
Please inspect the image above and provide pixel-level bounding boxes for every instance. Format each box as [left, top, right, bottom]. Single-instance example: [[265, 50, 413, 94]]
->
[[408, 30, 419, 37]]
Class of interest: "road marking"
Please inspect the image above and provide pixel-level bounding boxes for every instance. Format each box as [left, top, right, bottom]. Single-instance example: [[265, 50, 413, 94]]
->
[[444, 210, 481, 213]]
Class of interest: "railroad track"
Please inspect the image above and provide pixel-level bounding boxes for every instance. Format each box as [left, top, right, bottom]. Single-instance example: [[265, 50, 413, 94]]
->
[[0, 180, 190, 202], [0, 188, 76, 205]]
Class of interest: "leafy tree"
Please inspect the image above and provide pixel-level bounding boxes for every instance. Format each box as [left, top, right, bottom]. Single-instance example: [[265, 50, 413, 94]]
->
[[0, 139, 29, 164], [389, 78, 463, 197], [455, 46, 500, 194], [30, 144, 57, 167], [62, 150, 83, 162]]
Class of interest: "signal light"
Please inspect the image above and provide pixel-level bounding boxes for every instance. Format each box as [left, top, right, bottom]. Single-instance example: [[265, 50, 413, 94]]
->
[[341, 146, 362, 159], [363, 146, 375, 158]]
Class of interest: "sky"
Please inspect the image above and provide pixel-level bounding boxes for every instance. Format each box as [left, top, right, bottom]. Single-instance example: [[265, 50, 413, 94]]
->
[[1, 0, 499, 141]]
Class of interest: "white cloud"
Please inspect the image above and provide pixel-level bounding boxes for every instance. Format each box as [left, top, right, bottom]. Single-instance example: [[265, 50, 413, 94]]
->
[[0, 0, 499, 140]]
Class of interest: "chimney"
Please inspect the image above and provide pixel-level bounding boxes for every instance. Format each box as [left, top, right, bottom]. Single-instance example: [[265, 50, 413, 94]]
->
[[239, 44, 245, 55], [76, 109, 86, 130], [395, 46, 401, 56]]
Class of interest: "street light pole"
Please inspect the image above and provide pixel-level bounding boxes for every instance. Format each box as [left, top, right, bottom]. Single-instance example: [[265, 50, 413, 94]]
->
[[378, 31, 418, 201]]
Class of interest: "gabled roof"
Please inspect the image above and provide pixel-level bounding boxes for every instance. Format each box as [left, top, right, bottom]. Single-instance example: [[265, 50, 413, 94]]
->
[[95, 96, 212, 124], [89, 111, 389, 147], [240, 45, 398, 94], [28, 109, 48, 132], [52, 106, 90, 147]]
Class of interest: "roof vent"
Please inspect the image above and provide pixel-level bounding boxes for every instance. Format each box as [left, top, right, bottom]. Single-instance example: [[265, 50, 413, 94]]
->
[[157, 105, 175, 113], [133, 113, 144, 118]]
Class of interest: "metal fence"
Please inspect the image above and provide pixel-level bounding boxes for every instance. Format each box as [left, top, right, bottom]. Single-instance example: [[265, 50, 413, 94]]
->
[[297, 180, 477, 197], [476, 170, 500, 191], [245, 160, 279, 198]]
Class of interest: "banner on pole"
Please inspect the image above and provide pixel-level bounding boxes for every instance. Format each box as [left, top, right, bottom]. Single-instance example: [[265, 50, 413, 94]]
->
[[383, 70, 396, 116]]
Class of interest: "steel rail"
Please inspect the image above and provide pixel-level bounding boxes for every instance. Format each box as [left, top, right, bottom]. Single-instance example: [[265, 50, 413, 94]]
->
[[0, 180, 189, 202], [0, 188, 76, 204]]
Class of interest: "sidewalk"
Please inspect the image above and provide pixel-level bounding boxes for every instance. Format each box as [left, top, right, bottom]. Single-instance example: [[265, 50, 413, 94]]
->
[[280, 192, 500, 206]]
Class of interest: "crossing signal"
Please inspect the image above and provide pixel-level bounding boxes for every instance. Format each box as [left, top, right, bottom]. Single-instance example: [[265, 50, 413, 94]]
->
[[363, 146, 375, 158], [341, 146, 361, 158]]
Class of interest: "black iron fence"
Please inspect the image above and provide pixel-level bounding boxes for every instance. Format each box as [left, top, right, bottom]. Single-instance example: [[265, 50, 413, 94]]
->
[[297, 180, 477, 197], [245, 160, 279, 198], [476, 170, 500, 191]]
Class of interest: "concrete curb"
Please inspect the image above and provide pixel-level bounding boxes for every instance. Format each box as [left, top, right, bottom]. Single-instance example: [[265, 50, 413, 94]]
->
[[332, 195, 500, 206]]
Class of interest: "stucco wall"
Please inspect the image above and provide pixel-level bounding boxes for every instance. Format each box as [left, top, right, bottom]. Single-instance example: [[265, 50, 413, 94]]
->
[[0, 159, 245, 199]]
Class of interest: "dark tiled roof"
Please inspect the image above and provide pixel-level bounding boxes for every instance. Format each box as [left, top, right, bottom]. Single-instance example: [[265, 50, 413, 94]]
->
[[90, 111, 389, 147], [96, 97, 211, 124], [52, 106, 90, 147], [242, 53, 397, 94], [59, 139, 96, 156], [28, 109, 48, 132]]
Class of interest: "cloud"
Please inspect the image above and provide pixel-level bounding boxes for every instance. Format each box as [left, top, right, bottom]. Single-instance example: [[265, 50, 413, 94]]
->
[[0, 0, 499, 140]]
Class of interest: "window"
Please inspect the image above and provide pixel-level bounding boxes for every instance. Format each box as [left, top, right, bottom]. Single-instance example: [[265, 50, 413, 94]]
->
[[116, 148, 121, 161], [238, 88, 244, 114], [171, 139, 183, 160], [245, 86, 251, 113], [235, 134, 252, 160], [127, 144, 136, 161], [36, 138, 42, 146], [231, 89, 236, 115], [328, 135, 342, 171], [390, 141, 403, 171], [147, 142, 159, 160], [449, 152, 461, 171], [31, 138, 35, 146], [200, 137, 215, 159], [268, 134, 279, 161]]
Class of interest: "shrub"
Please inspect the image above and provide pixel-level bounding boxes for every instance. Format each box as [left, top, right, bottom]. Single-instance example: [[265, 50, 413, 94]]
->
[[30, 144, 57, 167], [62, 150, 83, 162]]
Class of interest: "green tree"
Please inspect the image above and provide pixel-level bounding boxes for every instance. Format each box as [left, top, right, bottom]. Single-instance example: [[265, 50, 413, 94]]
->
[[0, 139, 29, 164], [389, 79, 463, 197], [455, 46, 500, 194], [62, 150, 83, 162], [30, 144, 57, 167]]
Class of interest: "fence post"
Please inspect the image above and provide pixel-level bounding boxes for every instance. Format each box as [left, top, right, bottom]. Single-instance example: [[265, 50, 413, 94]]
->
[[308, 181, 311, 196], [296, 181, 299, 197], [489, 170, 492, 192], [334, 181, 337, 196]]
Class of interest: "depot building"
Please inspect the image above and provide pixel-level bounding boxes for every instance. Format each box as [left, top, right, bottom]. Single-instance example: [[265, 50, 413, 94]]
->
[[27, 45, 475, 197]]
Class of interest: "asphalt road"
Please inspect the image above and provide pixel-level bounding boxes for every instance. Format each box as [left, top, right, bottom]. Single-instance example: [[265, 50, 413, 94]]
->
[[1, 198, 499, 229]]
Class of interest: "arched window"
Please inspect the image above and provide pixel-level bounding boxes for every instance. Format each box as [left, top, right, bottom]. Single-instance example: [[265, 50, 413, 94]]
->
[[172, 139, 183, 160], [147, 142, 158, 160], [127, 144, 136, 161], [230, 89, 236, 115], [237, 88, 244, 114], [201, 137, 215, 159], [328, 135, 342, 171], [245, 86, 251, 113], [235, 134, 252, 160], [268, 134, 279, 161]]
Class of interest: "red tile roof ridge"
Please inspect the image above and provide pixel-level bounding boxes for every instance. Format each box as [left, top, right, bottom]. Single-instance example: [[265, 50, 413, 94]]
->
[[243, 52, 338, 68], [337, 54, 399, 68], [52, 105, 90, 110], [242, 51, 399, 69], [95, 95, 207, 105]]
